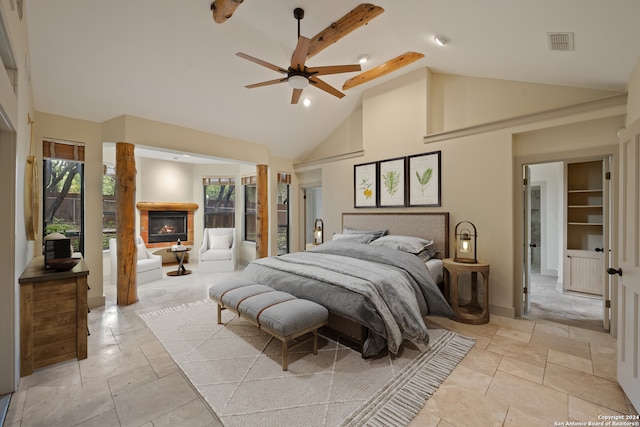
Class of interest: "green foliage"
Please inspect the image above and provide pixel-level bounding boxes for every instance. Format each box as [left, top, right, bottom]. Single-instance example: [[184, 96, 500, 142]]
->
[[103, 175, 116, 196], [415, 168, 433, 195], [44, 218, 75, 235], [383, 171, 401, 196]]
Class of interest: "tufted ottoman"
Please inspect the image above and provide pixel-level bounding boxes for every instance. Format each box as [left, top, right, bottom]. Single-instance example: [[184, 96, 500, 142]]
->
[[209, 279, 329, 370]]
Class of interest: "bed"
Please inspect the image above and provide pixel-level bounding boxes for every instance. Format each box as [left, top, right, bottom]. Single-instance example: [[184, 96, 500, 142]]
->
[[242, 212, 453, 357]]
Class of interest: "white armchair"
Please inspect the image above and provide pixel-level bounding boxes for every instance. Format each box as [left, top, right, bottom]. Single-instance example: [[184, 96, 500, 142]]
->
[[199, 228, 236, 273], [109, 236, 163, 285]]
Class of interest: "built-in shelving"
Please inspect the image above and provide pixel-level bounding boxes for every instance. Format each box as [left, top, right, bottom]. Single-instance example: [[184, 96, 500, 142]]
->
[[564, 160, 605, 296]]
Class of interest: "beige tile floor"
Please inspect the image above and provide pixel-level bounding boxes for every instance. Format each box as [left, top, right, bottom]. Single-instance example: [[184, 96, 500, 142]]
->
[[5, 264, 637, 427]]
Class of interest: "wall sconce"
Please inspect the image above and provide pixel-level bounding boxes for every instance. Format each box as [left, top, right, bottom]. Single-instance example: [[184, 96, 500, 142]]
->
[[454, 221, 477, 263], [314, 218, 324, 245]]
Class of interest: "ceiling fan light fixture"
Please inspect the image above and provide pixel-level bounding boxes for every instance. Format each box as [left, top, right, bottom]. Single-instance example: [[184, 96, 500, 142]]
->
[[358, 54, 370, 64], [288, 74, 308, 89], [434, 35, 451, 46]]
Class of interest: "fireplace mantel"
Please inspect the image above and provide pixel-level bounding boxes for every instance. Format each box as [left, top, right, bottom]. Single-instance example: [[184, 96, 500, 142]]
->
[[137, 202, 199, 248], [136, 202, 199, 212]]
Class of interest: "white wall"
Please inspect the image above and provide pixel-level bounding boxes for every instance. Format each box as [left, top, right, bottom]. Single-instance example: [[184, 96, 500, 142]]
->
[[627, 57, 640, 126], [0, 0, 38, 393], [430, 73, 619, 133]]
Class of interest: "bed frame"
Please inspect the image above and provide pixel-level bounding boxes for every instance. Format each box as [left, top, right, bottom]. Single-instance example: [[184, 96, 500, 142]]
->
[[327, 212, 450, 350]]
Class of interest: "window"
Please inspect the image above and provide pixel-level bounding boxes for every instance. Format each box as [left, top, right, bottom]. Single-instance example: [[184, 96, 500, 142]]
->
[[277, 173, 291, 255], [42, 139, 85, 254], [203, 177, 235, 228], [242, 175, 256, 242], [102, 164, 116, 250]]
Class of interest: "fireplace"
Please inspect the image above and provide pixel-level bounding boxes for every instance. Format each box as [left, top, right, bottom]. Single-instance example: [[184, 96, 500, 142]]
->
[[137, 202, 198, 249], [148, 211, 188, 243]]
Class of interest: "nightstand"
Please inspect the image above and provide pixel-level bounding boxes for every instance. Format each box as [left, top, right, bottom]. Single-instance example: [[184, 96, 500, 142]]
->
[[442, 258, 490, 324]]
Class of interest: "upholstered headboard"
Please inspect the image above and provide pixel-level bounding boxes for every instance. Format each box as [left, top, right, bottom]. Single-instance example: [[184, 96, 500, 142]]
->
[[341, 212, 450, 259]]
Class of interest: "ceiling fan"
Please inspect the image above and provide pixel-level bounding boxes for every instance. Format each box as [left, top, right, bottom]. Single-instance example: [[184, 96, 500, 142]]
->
[[236, 7, 371, 104]]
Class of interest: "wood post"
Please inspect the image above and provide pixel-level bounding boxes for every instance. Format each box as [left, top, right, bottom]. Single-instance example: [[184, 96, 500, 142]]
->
[[256, 164, 269, 259], [116, 142, 137, 306]]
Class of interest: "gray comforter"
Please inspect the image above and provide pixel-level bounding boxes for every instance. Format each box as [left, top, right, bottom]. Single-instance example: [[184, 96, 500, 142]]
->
[[243, 240, 453, 356]]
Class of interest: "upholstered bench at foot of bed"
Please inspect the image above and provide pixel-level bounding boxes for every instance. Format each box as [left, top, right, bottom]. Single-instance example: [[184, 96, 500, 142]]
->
[[208, 279, 329, 371]]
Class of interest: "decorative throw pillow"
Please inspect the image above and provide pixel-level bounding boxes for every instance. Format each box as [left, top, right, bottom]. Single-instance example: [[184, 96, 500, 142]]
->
[[342, 226, 387, 241], [332, 233, 376, 244], [370, 235, 434, 254], [416, 247, 438, 262], [209, 234, 232, 250]]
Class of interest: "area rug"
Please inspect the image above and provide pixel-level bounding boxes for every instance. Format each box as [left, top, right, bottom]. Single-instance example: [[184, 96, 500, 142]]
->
[[140, 299, 475, 427]]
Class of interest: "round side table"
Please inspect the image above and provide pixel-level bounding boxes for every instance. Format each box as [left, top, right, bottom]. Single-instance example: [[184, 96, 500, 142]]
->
[[442, 258, 490, 324]]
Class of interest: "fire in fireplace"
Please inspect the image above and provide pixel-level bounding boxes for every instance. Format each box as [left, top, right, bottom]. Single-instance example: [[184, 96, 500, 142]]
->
[[148, 211, 188, 243]]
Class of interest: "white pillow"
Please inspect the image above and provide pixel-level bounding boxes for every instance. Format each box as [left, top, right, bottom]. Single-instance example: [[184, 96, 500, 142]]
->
[[209, 234, 232, 250]]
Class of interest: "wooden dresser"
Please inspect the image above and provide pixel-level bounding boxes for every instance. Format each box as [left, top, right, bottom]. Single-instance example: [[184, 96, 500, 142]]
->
[[18, 256, 89, 376]]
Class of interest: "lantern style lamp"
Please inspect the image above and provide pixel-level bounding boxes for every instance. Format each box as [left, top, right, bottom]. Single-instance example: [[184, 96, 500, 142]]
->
[[454, 221, 477, 263], [314, 218, 324, 245]]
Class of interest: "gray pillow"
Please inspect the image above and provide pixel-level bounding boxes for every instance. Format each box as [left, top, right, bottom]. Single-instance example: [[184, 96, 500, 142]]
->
[[332, 233, 376, 244], [343, 226, 387, 241], [370, 235, 434, 254]]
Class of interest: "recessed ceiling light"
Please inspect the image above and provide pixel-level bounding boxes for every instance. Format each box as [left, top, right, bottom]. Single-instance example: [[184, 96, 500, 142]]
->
[[434, 35, 451, 46], [303, 97, 311, 107], [358, 54, 370, 64]]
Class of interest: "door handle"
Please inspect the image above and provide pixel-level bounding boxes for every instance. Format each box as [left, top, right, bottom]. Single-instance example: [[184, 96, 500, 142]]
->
[[529, 243, 537, 248], [595, 247, 604, 252], [607, 267, 622, 276]]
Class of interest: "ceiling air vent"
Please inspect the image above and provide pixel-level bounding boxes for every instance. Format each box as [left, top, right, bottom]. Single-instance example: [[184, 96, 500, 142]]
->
[[547, 32, 574, 51]]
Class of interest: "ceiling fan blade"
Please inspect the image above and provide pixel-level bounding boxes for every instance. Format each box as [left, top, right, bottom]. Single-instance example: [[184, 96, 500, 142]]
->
[[245, 78, 288, 89], [306, 64, 361, 76], [307, 4, 384, 59], [236, 52, 288, 74], [309, 76, 345, 99], [291, 88, 303, 104], [291, 36, 311, 70], [342, 52, 425, 90], [211, 0, 244, 24]]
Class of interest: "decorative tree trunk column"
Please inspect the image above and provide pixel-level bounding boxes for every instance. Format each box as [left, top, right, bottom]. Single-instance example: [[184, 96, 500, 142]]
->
[[116, 142, 137, 306], [256, 164, 269, 259]]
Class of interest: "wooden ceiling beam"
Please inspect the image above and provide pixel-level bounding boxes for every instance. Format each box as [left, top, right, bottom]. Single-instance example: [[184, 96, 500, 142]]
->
[[342, 52, 424, 90], [211, 0, 244, 24], [307, 4, 384, 59]]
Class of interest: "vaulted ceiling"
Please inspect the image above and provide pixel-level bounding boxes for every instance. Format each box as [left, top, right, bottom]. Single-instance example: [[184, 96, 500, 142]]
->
[[26, 0, 640, 160]]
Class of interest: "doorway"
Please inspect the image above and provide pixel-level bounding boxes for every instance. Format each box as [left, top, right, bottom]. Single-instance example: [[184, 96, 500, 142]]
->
[[304, 186, 322, 246], [525, 161, 605, 332]]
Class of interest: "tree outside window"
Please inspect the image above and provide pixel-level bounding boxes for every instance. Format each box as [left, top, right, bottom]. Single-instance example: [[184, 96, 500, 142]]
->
[[43, 158, 84, 253], [204, 177, 235, 228], [103, 164, 116, 249]]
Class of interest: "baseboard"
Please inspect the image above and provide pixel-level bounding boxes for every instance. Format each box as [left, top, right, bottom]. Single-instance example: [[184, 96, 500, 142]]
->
[[490, 304, 515, 318], [88, 295, 106, 309]]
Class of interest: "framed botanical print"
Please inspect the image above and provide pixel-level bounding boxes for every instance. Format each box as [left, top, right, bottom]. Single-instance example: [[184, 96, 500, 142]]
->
[[354, 162, 377, 208], [408, 151, 441, 207], [378, 157, 406, 207]]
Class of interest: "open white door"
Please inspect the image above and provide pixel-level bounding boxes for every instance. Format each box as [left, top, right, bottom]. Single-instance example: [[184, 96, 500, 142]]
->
[[614, 119, 640, 409], [523, 165, 532, 315], [602, 157, 611, 331]]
